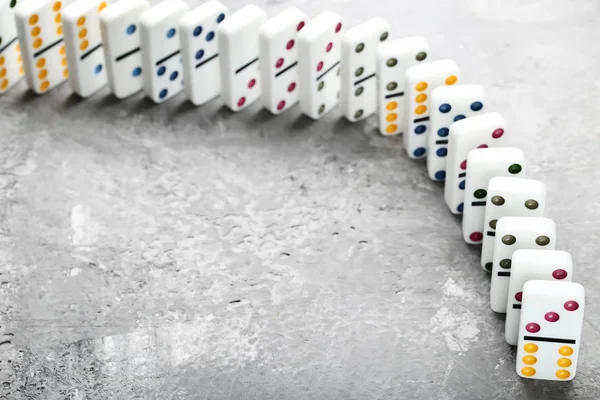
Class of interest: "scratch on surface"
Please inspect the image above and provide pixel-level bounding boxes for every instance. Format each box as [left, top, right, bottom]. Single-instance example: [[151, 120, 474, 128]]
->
[[438, 360, 454, 391]]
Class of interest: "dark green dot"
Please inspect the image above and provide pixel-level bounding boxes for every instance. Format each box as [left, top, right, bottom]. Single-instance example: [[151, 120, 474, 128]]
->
[[380, 32, 389, 41], [318, 104, 325, 114], [491, 195, 505, 206], [489, 219, 497, 229], [484, 262, 493, 272], [536, 235, 550, 246], [355, 67, 364, 77], [355, 43, 364, 53], [416, 51, 427, 61], [355, 87, 363, 96], [500, 259, 512, 269], [386, 58, 397, 67], [10, 0, 17, 8], [525, 199, 539, 209], [502, 235, 516, 245], [474, 189, 487, 199], [318, 81, 324, 91], [509, 163, 522, 174], [354, 110, 363, 119], [386, 82, 397, 91]]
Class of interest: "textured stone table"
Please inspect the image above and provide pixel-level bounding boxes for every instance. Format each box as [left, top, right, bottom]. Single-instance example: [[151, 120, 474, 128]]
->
[[1, 0, 599, 398]]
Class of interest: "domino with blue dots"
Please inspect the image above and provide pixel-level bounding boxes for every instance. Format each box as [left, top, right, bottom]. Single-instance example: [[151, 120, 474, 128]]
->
[[140, 0, 189, 103], [100, 0, 149, 99]]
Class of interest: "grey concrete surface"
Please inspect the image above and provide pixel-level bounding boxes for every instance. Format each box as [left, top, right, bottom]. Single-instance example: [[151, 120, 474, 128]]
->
[[1, 0, 600, 399]]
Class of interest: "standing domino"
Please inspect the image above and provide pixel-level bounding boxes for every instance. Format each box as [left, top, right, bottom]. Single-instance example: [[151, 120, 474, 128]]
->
[[505, 250, 573, 345], [444, 112, 509, 214], [140, 0, 189, 103], [490, 217, 556, 313], [0, 0, 24, 94], [516, 280, 584, 381], [461, 147, 526, 244], [340, 18, 390, 122], [427, 84, 487, 180], [375, 37, 429, 136], [218, 5, 267, 111], [480, 177, 547, 272], [403, 59, 460, 159], [259, 7, 307, 114], [298, 11, 344, 119], [15, 0, 71, 94], [180, 1, 228, 106], [99, 0, 149, 99], [63, 0, 110, 97]]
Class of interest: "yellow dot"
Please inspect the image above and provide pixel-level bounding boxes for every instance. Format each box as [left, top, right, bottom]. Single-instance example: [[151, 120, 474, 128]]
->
[[556, 370, 571, 380], [416, 81, 428, 91], [0, 68, 6, 78], [57, 26, 63, 35], [445, 75, 458, 85], [36, 58, 46, 69], [38, 69, 48, 79], [524, 343, 538, 353], [386, 113, 398, 122], [31, 26, 41, 36], [77, 16, 86, 27], [521, 367, 536, 377], [79, 28, 87, 39], [19, 66, 24, 75], [29, 14, 39, 25], [80, 40, 89, 51], [17, 55, 22, 63], [386, 101, 397, 111], [559, 346, 574, 356], [16, 43, 20, 52], [55, 13, 62, 24], [63, 69, 69, 78], [522, 355, 537, 365], [0, 56, 4, 66], [416, 93, 427, 103], [60, 46, 66, 55], [62, 57, 67, 66], [53, 1, 62, 12], [415, 105, 427, 115], [1, 80, 8, 90], [40, 80, 50, 92], [33, 38, 43, 49], [386, 124, 398, 134], [98, 2, 107, 11], [557, 358, 572, 368]]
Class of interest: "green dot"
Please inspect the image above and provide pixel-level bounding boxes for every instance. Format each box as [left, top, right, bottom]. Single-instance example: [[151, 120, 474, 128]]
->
[[484, 263, 493, 272], [416, 51, 427, 61], [10, 0, 17, 8], [509, 163, 522, 174], [474, 189, 487, 199], [500, 259, 512, 269]]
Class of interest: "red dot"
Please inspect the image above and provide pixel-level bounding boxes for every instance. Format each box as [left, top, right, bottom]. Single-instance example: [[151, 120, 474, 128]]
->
[[287, 82, 296, 92], [477, 144, 488, 149], [335, 22, 342, 33], [492, 128, 504, 138], [515, 292, 522, 302], [326, 42, 333, 52], [296, 21, 305, 31], [248, 79, 256, 89], [552, 269, 568, 280], [286, 40, 294, 50], [276, 58, 284, 68], [277, 100, 286, 111], [237, 97, 246, 107], [564, 300, 579, 311], [545, 312, 560, 322], [469, 232, 483, 242], [526, 323, 540, 333], [316, 61, 324, 72], [460, 160, 467, 170]]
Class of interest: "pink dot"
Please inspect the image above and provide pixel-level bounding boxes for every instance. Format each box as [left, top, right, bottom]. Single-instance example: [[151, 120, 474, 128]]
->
[[287, 82, 296, 92], [477, 144, 488, 149], [470, 232, 483, 242], [276, 58, 284, 68], [277, 100, 286, 111], [460, 160, 467, 170], [248, 79, 256, 89], [286, 40, 295, 50], [335, 22, 342, 33], [564, 300, 579, 311], [296, 21, 305, 31], [492, 128, 504, 139], [552, 269, 568, 280], [326, 42, 333, 52], [316, 61, 324, 72], [545, 312, 560, 322], [526, 323, 540, 333], [515, 292, 522, 302], [237, 97, 246, 107]]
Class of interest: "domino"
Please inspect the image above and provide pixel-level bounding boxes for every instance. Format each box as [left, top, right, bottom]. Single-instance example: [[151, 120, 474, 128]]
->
[[0, 0, 24, 94], [340, 17, 390, 122], [218, 5, 267, 111], [298, 11, 344, 119], [15, 0, 71, 94], [375, 37, 429, 136], [480, 177, 547, 272], [462, 148, 526, 244], [516, 280, 584, 381], [444, 112, 510, 215], [403, 59, 460, 159], [490, 217, 556, 313], [63, 0, 110, 97], [99, 0, 149, 99], [139, 0, 189, 103], [427, 84, 487, 180], [259, 7, 307, 114], [505, 250, 573, 345], [180, 0, 228, 106]]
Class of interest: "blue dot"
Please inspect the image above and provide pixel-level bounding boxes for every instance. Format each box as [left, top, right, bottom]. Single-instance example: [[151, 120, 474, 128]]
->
[[439, 103, 451, 113], [126, 24, 136, 35], [436, 148, 448, 157], [94, 64, 103, 74], [157, 66, 166, 76], [471, 101, 483, 111], [159, 89, 168, 99], [170, 71, 178, 81], [457, 203, 464, 213], [195, 49, 205, 60], [454, 114, 466, 122], [438, 127, 449, 137], [206, 31, 215, 41], [167, 28, 176, 39], [217, 13, 225, 23], [415, 125, 427, 134], [459, 180, 465, 190], [132, 67, 142, 77], [193, 26, 202, 37], [413, 147, 426, 157], [434, 171, 446, 181]]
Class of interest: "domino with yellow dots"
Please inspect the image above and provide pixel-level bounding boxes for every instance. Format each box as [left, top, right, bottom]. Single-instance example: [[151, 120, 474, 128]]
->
[[0, 0, 25, 94], [403, 59, 460, 159], [15, 0, 71, 94], [516, 280, 584, 381], [63, 0, 110, 97], [375, 37, 429, 136]]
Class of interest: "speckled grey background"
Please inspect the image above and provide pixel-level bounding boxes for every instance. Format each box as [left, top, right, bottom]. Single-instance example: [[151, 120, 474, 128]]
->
[[1, 0, 599, 399]]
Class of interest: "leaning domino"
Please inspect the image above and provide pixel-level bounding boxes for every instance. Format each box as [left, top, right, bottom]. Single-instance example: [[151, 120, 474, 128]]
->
[[0, 0, 24, 94]]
